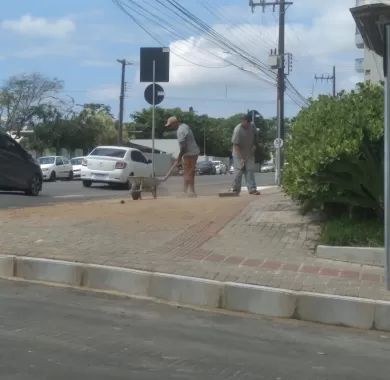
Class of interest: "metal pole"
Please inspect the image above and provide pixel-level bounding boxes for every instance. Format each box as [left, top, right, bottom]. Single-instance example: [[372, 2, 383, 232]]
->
[[333, 65, 336, 97], [385, 24, 390, 290], [203, 126, 206, 157], [152, 60, 156, 178], [118, 59, 126, 145], [276, 0, 285, 187]]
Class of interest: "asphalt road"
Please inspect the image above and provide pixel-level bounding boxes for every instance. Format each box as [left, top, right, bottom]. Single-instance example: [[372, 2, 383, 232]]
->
[[0, 173, 275, 209], [0, 279, 389, 380]]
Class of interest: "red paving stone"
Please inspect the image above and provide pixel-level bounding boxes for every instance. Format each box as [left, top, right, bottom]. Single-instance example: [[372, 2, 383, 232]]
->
[[340, 270, 360, 279], [224, 256, 246, 265], [241, 258, 264, 267], [203, 254, 226, 263], [319, 268, 340, 277], [300, 265, 321, 274], [281, 263, 300, 272]]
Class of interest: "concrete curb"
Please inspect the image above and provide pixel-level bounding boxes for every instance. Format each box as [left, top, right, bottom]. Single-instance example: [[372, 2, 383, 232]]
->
[[316, 245, 384, 267], [1, 254, 390, 332], [0, 255, 14, 277]]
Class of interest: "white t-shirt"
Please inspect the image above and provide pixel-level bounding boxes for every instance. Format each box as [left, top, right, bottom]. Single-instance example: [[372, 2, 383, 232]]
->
[[177, 123, 200, 156]]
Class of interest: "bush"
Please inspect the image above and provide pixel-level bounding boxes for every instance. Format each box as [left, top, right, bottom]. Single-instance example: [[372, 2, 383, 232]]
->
[[283, 82, 384, 216]]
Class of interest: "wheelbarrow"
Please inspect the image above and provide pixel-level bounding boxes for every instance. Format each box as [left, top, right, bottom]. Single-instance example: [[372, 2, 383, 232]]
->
[[128, 176, 163, 200], [129, 161, 177, 200]]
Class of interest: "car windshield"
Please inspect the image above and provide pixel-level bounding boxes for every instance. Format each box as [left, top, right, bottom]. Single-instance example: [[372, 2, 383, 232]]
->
[[71, 158, 83, 165], [199, 161, 211, 167], [89, 148, 127, 158], [39, 157, 55, 165]]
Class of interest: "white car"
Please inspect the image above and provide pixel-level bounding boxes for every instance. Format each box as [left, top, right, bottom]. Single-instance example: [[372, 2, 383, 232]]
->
[[70, 157, 84, 179], [261, 162, 275, 173], [81, 146, 152, 188], [212, 160, 227, 175], [39, 156, 73, 181]]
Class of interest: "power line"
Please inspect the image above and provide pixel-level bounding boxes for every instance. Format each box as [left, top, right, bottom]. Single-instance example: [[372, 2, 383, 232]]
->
[[113, 0, 278, 86]]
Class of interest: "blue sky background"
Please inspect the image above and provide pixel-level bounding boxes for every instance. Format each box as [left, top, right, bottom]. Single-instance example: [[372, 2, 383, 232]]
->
[[1, 0, 361, 120]]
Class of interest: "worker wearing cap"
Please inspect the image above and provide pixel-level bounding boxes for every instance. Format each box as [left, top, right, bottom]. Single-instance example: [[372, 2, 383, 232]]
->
[[165, 116, 200, 197], [231, 114, 260, 195]]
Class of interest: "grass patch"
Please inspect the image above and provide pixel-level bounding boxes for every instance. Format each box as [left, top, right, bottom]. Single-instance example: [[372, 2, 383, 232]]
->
[[321, 216, 384, 247]]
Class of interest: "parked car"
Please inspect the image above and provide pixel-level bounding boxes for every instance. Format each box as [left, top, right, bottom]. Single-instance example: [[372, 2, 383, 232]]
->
[[212, 160, 227, 175], [0, 131, 42, 196], [196, 160, 216, 175], [261, 162, 275, 173], [80, 146, 152, 188], [39, 156, 73, 181], [70, 157, 84, 179]]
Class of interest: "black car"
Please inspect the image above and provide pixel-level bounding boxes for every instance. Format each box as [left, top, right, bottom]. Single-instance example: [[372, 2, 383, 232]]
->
[[196, 160, 216, 175], [0, 132, 43, 196]]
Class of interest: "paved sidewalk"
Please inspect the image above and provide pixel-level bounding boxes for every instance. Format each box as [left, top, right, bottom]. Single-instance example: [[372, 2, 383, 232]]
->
[[0, 188, 388, 301]]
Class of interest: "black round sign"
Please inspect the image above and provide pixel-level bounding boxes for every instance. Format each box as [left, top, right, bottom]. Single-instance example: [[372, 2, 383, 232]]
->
[[144, 84, 165, 105]]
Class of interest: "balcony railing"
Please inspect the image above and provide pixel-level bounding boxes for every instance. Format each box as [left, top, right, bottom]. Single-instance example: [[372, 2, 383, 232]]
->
[[355, 58, 364, 73], [355, 30, 364, 48]]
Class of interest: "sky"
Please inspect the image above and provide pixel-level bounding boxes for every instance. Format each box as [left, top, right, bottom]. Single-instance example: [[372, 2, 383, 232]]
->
[[0, 0, 363, 121]]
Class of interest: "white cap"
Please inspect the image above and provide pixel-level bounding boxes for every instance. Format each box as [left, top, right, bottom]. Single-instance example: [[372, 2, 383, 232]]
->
[[165, 116, 178, 127]]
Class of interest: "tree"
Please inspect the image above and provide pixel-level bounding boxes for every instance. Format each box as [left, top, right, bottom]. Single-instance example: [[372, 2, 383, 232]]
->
[[27, 102, 118, 156], [128, 108, 273, 163], [0, 73, 63, 134], [75, 103, 117, 154]]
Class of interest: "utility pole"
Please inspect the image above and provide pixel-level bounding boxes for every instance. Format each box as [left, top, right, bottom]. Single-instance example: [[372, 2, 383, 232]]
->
[[250, 0, 293, 186], [277, 0, 286, 186], [203, 126, 206, 157], [314, 65, 336, 97], [116, 59, 132, 145], [333, 65, 336, 98]]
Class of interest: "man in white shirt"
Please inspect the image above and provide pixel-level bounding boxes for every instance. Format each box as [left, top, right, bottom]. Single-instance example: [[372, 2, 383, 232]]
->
[[165, 116, 200, 197], [231, 114, 260, 195]]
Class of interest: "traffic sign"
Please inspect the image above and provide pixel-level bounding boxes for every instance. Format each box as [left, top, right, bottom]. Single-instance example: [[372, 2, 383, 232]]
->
[[140, 47, 170, 82], [144, 84, 165, 105], [273, 138, 284, 149]]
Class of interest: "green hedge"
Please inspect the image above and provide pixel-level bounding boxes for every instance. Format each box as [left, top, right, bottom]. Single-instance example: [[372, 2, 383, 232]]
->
[[283, 82, 384, 215]]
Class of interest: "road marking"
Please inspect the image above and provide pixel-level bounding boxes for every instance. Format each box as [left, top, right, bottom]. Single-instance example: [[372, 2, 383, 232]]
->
[[53, 194, 125, 199], [53, 195, 85, 199]]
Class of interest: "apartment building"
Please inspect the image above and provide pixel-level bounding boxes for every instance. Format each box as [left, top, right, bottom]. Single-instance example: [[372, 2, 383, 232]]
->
[[354, 0, 390, 82]]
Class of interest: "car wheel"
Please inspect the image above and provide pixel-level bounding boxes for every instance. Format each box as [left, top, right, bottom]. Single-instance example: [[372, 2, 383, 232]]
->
[[83, 180, 92, 188], [49, 171, 56, 182], [67, 171, 73, 181], [25, 174, 42, 196]]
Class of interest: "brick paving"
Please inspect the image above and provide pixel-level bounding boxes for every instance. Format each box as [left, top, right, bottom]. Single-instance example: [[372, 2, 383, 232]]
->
[[0, 187, 389, 301]]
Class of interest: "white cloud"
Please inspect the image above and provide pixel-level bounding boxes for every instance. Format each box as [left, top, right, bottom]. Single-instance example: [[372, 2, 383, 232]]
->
[[159, 0, 361, 111], [2, 14, 75, 38], [87, 84, 119, 102]]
